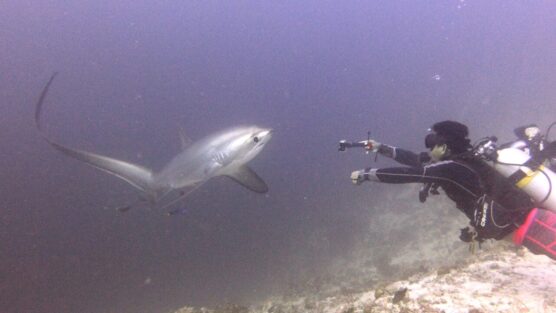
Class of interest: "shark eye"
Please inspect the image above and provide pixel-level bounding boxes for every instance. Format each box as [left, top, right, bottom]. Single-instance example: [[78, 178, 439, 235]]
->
[[253, 136, 260, 143]]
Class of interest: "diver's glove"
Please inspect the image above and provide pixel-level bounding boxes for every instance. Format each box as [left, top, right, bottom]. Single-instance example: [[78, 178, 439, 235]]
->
[[351, 168, 372, 185], [362, 139, 381, 153], [370, 140, 397, 159], [459, 226, 484, 243], [459, 227, 475, 242], [460, 226, 485, 254]]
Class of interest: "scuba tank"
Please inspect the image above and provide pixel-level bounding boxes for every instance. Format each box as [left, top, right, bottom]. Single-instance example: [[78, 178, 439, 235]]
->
[[491, 147, 556, 211], [473, 123, 556, 212]]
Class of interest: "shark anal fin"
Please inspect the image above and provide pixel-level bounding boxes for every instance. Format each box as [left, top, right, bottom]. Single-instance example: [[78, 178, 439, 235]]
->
[[225, 165, 268, 193], [117, 205, 132, 213]]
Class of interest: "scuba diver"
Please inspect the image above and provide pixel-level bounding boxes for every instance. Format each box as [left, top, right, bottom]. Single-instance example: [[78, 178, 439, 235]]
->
[[340, 121, 556, 260]]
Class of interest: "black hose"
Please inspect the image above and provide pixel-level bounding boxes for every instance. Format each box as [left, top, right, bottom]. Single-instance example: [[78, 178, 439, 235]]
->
[[546, 121, 556, 141]]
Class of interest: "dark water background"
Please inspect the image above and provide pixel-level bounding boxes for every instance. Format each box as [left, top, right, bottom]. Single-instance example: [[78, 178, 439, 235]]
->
[[1, 1, 556, 313]]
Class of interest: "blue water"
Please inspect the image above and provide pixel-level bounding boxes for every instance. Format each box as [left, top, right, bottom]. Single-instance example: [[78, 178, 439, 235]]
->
[[1, 1, 556, 313]]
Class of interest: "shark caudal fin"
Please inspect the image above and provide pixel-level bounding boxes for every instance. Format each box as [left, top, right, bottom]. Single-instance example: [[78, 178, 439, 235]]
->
[[34, 73, 155, 194]]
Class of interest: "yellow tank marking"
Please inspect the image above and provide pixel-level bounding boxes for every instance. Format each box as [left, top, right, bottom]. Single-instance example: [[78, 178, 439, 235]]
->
[[516, 165, 545, 188]]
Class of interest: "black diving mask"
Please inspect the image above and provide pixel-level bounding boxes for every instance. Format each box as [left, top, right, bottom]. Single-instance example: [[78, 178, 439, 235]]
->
[[425, 133, 445, 150]]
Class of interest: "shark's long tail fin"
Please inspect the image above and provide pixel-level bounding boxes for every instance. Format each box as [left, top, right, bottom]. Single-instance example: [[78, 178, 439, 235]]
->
[[35, 73, 155, 194]]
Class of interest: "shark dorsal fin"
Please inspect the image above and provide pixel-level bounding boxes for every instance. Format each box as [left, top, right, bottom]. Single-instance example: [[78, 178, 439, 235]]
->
[[178, 127, 193, 150], [225, 165, 268, 193]]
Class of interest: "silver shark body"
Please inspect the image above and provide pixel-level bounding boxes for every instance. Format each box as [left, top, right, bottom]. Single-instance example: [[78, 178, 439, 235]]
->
[[155, 127, 271, 190], [35, 74, 272, 207]]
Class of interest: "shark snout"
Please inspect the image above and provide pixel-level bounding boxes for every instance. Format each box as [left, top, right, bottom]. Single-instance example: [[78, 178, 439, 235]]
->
[[259, 129, 272, 138], [256, 128, 273, 144]]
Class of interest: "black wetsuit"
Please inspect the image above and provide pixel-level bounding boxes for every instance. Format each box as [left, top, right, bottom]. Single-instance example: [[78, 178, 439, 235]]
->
[[368, 145, 532, 239], [372, 146, 482, 220]]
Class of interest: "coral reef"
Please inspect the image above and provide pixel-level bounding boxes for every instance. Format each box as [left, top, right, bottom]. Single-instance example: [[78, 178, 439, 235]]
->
[[171, 246, 556, 313]]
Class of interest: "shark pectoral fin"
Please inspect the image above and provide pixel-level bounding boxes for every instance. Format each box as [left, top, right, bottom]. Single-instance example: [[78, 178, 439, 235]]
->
[[225, 165, 269, 193]]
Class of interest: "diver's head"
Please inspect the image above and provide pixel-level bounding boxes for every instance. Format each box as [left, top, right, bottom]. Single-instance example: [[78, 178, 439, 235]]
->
[[425, 120, 471, 161]]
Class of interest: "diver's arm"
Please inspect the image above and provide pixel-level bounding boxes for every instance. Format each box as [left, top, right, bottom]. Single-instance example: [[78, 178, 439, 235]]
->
[[377, 144, 430, 167], [352, 166, 429, 185], [367, 166, 428, 184], [353, 161, 474, 186]]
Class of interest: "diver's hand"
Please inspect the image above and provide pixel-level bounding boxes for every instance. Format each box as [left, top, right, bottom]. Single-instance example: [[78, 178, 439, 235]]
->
[[459, 226, 483, 243], [351, 168, 371, 185], [363, 139, 382, 153]]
